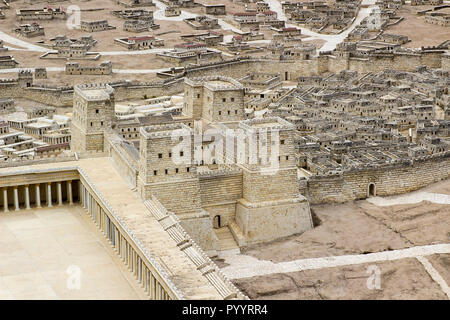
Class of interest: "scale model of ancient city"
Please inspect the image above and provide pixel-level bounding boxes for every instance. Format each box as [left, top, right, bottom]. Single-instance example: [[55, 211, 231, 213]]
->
[[0, 0, 449, 300]]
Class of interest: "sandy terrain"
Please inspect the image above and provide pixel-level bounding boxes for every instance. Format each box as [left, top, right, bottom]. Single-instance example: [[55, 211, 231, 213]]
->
[[233, 258, 448, 300], [385, 5, 449, 48], [241, 201, 410, 263], [358, 200, 450, 246], [220, 177, 450, 300], [428, 254, 450, 286]]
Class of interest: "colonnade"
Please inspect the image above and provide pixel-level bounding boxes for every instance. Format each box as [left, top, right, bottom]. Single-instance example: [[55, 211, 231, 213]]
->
[[1, 177, 177, 300], [1, 180, 77, 212], [79, 183, 173, 300]]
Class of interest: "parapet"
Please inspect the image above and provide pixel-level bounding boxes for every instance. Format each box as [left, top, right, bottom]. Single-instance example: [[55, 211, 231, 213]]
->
[[140, 122, 191, 139], [239, 116, 296, 132], [184, 75, 244, 91], [74, 83, 114, 101]]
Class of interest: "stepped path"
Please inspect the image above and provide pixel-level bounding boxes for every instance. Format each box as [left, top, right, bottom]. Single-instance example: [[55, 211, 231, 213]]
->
[[214, 227, 239, 252]]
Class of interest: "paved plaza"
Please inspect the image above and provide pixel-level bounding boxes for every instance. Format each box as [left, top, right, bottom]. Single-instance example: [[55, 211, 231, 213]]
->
[[0, 206, 145, 299]]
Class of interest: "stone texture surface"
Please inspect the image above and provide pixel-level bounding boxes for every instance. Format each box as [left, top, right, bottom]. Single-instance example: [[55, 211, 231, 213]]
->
[[0, 206, 144, 299], [232, 258, 448, 300]]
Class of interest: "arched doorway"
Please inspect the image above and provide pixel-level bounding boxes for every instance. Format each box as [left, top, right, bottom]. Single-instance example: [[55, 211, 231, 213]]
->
[[213, 215, 221, 229], [367, 183, 376, 197]]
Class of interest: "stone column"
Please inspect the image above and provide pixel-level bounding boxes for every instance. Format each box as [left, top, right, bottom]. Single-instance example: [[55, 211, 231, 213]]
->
[[47, 183, 52, 207], [13, 187, 19, 211], [79, 182, 83, 205], [2, 187, 8, 213], [25, 185, 30, 210], [35, 184, 41, 208], [57, 182, 63, 206], [67, 180, 73, 205]]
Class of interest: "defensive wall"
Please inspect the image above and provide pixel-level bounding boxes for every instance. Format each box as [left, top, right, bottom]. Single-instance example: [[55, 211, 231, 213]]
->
[[301, 150, 450, 204], [1, 50, 448, 107]]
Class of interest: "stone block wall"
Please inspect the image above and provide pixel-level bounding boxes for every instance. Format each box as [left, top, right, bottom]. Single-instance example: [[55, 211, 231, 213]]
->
[[234, 197, 313, 245], [70, 125, 104, 152], [140, 178, 202, 214], [305, 152, 450, 204], [199, 172, 242, 227], [104, 132, 139, 188], [242, 167, 299, 203], [179, 213, 219, 255]]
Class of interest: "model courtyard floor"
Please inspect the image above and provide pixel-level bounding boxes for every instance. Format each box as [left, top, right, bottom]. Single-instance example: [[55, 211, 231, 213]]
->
[[0, 206, 145, 299]]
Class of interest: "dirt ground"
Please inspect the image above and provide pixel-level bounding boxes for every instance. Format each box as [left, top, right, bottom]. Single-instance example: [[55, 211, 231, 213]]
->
[[233, 258, 448, 300], [241, 201, 411, 262], [228, 178, 450, 299], [242, 179, 450, 263], [384, 5, 449, 48], [0, 0, 235, 50], [428, 254, 450, 285], [1, 0, 327, 83]]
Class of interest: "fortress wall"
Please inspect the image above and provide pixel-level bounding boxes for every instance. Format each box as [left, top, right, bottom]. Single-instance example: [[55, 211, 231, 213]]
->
[[348, 55, 421, 73], [141, 178, 202, 214], [305, 152, 450, 204], [199, 173, 242, 226], [0, 53, 447, 107], [179, 214, 219, 254], [442, 54, 450, 71], [0, 85, 73, 106], [199, 173, 243, 205], [104, 132, 139, 188], [243, 167, 299, 203], [111, 79, 184, 101], [183, 60, 256, 79], [202, 202, 236, 228], [419, 51, 443, 68], [328, 55, 349, 74]]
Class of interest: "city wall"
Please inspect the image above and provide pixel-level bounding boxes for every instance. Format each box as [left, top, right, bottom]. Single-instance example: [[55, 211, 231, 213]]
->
[[0, 51, 446, 107], [104, 131, 139, 188], [302, 151, 450, 204], [198, 170, 243, 227]]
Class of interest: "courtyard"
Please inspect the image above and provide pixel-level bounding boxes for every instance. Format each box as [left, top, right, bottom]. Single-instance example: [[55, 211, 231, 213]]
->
[[0, 206, 145, 299]]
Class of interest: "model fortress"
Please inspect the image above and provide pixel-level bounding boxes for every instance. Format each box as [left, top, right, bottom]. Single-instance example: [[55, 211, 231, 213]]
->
[[1, 0, 450, 302], [70, 79, 313, 249]]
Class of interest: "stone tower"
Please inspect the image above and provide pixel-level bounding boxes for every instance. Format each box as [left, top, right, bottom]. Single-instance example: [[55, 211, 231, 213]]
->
[[70, 83, 115, 153], [17, 70, 33, 88], [231, 117, 313, 245], [137, 123, 218, 253], [183, 76, 245, 123]]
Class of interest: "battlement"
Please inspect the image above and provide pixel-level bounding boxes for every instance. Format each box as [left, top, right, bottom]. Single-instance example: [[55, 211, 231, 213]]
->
[[239, 116, 295, 132], [309, 150, 450, 179], [140, 122, 191, 139], [18, 69, 32, 75], [74, 83, 114, 101], [184, 76, 244, 91]]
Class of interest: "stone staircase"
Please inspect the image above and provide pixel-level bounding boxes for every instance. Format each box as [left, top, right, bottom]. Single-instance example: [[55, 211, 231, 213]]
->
[[214, 226, 239, 252], [144, 198, 247, 300]]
